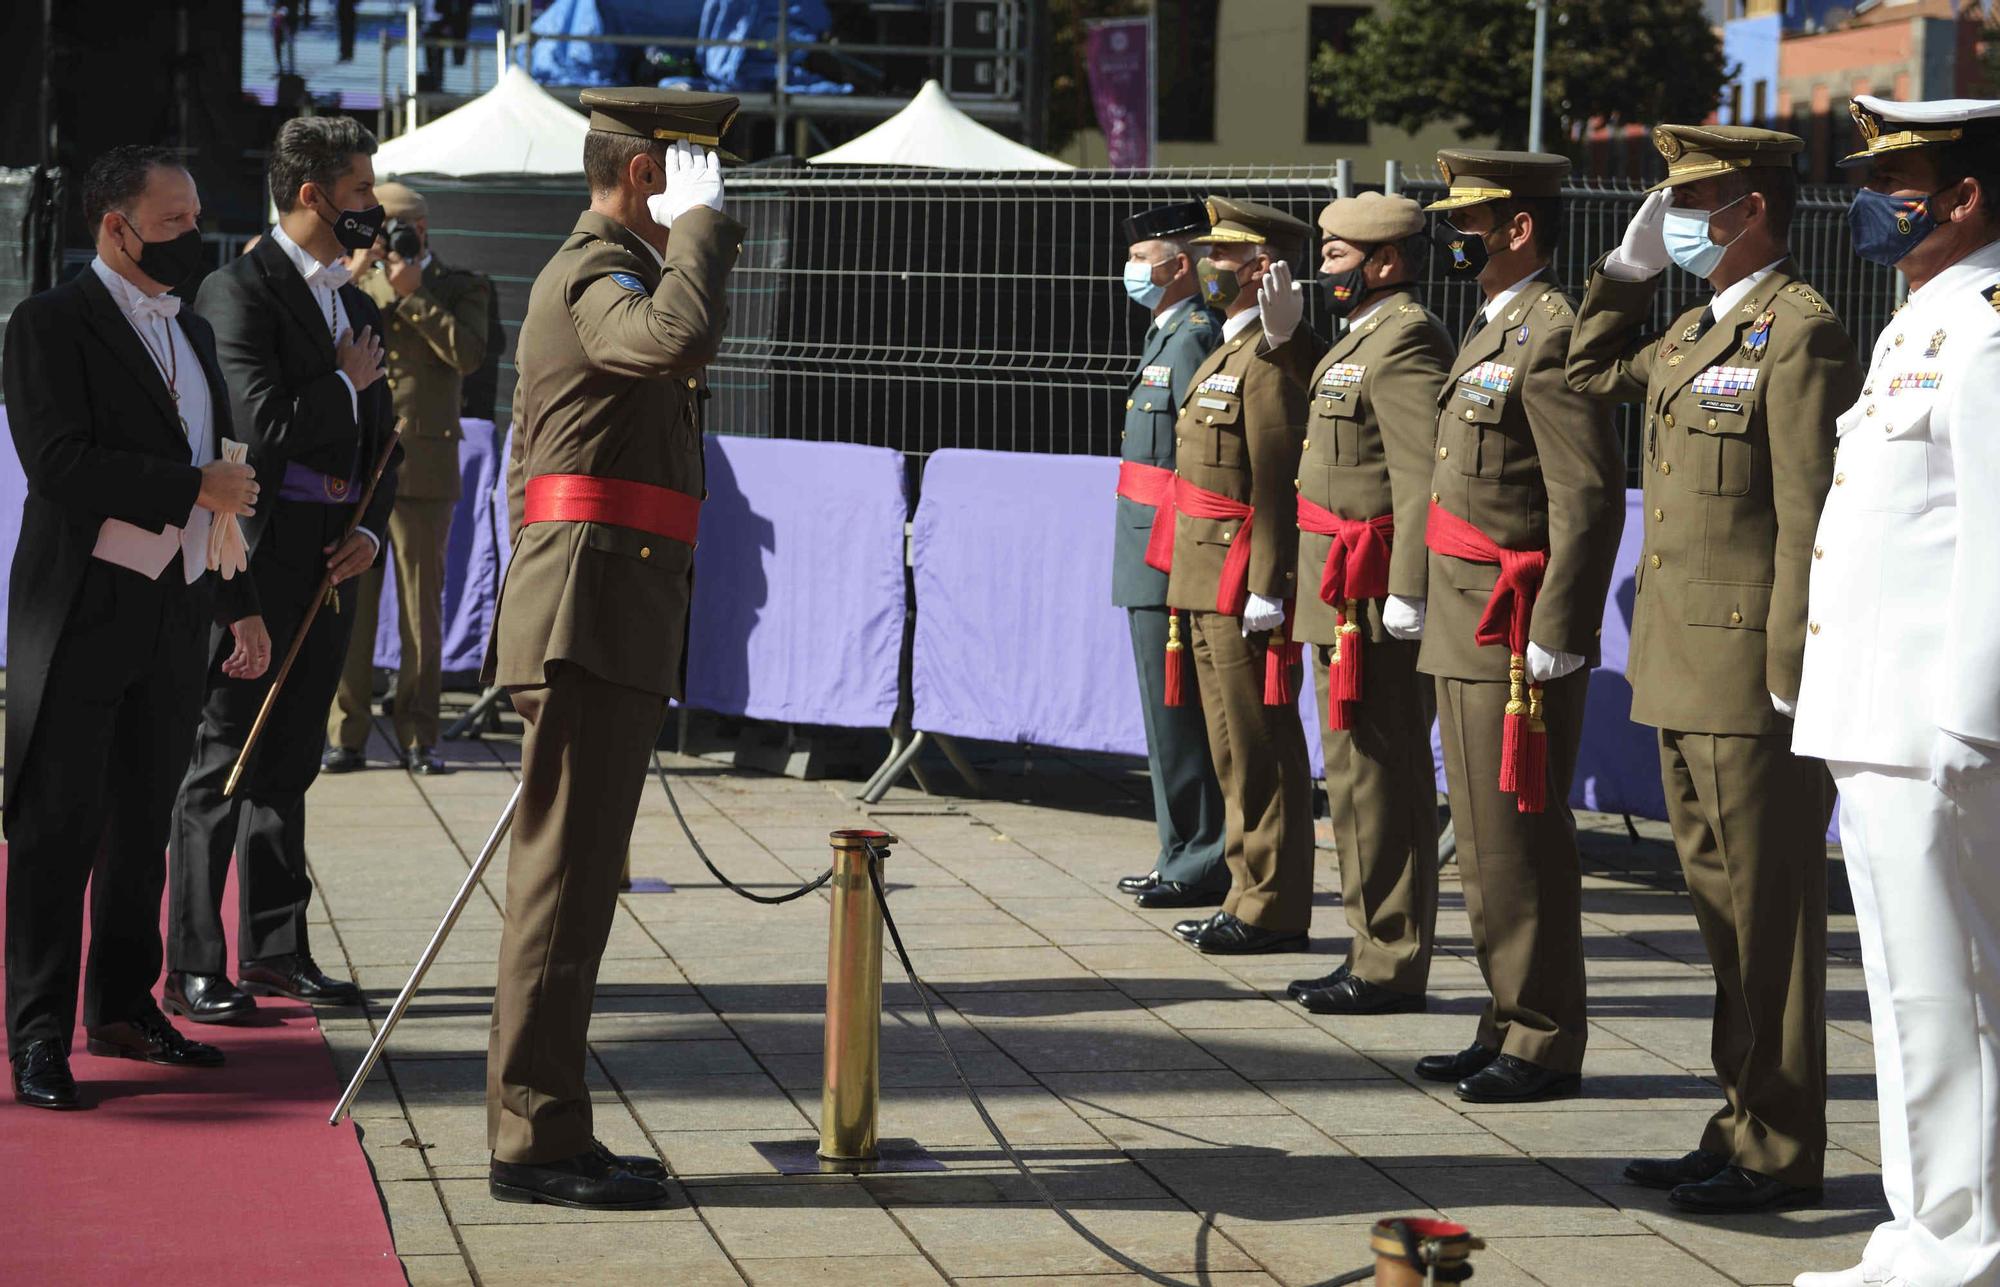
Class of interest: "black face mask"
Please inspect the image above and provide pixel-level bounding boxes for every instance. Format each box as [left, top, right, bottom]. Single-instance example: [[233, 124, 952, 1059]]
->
[[1318, 247, 1378, 321], [119, 220, 205, 289], [1430, 220, 1492, 278], [318, 197, 386, 252]]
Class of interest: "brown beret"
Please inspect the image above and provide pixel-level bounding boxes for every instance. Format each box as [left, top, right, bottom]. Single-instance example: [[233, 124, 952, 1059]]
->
[[375, 181, 426, 221], [1317, 193, 1424, 244]]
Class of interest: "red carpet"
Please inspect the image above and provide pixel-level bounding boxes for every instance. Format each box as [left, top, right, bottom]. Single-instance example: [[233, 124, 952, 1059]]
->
[[0, 848, 402, 1286]]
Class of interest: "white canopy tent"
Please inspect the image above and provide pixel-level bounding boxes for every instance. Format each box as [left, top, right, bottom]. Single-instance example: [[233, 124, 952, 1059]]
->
[[808, 80, 1072, 170], [374, 66, 589, 177]]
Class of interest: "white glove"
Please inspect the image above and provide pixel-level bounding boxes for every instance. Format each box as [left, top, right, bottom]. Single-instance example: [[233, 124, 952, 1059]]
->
[[206, 439, 251, 581], [1241, 592, 1286, 635], [1930, 730, 2000, 795], [1257, 259, 1305, 346], [646, 141, 724, 229], [1382, 594, 1426, 641], [1526, 641, 1584, 683], [1770, 692, 1796, 718], [1603, 189, 1672, 281]]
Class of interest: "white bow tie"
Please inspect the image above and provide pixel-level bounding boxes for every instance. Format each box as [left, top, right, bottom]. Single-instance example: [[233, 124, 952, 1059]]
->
[[131, 293, 181, 322], [310, 262, 353, 291]]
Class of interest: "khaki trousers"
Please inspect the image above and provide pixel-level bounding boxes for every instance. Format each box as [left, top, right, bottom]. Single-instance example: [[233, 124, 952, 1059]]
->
[[1660, 728, 1830, 1186], [1185, 611, 1314, 934], [328, 498, 455, 751], [1435, 669, 1589, 1072], [1314, 637, 1437, 994], [486, 662, 665, 1164]]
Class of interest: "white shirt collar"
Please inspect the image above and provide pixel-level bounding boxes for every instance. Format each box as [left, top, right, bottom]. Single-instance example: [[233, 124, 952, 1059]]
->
[[1711, 258, 1788, 319], [418, 250, 434, 271], [269, 220, 343, 283], [1906, 235, 2000, 308], [1221, 304, 1263, 343], [1482, 268, 1546, 324], [636, 236, 666, 271], [88, 255, 163, 313], [1152, 295, 1197, 330]]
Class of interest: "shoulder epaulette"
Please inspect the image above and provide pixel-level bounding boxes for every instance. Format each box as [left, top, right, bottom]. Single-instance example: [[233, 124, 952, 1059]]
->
[[1778, 282, 1829, 315], [1981, 282, 2000, 315]]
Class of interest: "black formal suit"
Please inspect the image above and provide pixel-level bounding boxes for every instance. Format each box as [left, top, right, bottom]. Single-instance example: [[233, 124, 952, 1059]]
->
[[168, 235, 400, 977], [3, 266, 260, 1052]]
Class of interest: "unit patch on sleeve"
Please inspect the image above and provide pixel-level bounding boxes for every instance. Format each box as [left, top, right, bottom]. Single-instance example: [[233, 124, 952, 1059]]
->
[[610, 271, 648, 292], [1691, 365, 1759, 396]]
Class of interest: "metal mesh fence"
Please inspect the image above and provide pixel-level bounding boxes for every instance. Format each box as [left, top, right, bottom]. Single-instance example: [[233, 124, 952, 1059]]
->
[[711, 165, 1901, 485]]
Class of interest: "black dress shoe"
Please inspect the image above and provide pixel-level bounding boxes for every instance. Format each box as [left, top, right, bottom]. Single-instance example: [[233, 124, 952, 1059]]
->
[[1455, 1053, 1581, 1103], [1135, 881, 1228, 910], [405, 746, 453, 775], [1414, 1042, 1498, 1083], [321, 746, 365, 774], [86, 1012, 224, 1067], [1668, 1164, 1821, 1214], [491, 1149, 671, 1209], [11, 1039, 79, 1110], [1286, 963, 1349, 1003], [1191, 911, 1309, 956], [1118, 870, 1161, 894], [1624, 1148, 1729, 1191], [1299, 974, 1427, 1015], [163, 971, 258, 1024], [592, 1138, 667, 1182], [240, 953, 364, 1007], [1172, 911, 1222, 943]]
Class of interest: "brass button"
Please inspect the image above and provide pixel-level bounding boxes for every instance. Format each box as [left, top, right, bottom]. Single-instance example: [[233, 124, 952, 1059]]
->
[[1653, 507, 1663, 521], [1125, 399, 1134, 410], [1729, 610, 1742, 624], [687, 377, 699, 389], [1438, 446, 1449, 459], [640, 546, 652, 559], [1866, 405, 1876, 416], [1302, 439, 1310, 451], [1664, 413, 1675, 429], [1863, 386, 1873, 395], [1814, 545, 1823, 559], [1293, 478, 1301, 489], [1649, 554, 1661, 568], [1205, 414, 1215, 424], [1894, 334, 1905, 346], [1834, 472, 1845, 485], [389, 349, 399, 360], [1463, 409, 1476, 420], [1706, 418, 1717, 430], [1810, 621, 1822, 635], [1431, 492, 1440, 503], [1177, 437, 1184, 447], [1222, 530, 1232, 542], [1659, 461, 1672, 475]]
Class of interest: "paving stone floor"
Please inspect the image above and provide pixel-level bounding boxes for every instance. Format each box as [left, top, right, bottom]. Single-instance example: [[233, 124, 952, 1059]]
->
[[308, 707, 1882, 1287]]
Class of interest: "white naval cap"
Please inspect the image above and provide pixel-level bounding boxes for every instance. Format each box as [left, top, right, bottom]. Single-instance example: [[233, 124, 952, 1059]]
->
[[1842, 94, 2000, 166]]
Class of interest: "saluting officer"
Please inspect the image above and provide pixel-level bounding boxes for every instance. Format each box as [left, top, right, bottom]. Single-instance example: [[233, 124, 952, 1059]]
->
[[1792, 97, 2000, 1287], [1149, 197, 1315, 956], [1568, 125, 1856, 1215], [482, 88, 742, 1211], [1257, 193, 1452, 1015], [1111, 201, 1232, 911], [1415, 151, 1625, 1103]]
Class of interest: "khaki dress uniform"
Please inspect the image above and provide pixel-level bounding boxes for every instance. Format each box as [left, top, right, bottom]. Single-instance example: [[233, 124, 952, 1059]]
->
[[482, 90, 743, 1165], [330, 247, 490, 753], [1567, 125, 1856, 1190], [1420, 153, 1626, 1076], [1160, 199, 1315, 939], [1261, 201, 1452, 994]]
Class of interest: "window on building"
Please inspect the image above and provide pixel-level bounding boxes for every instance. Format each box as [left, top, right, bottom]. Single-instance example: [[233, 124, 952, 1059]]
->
[[1156, 0, 1219, 143], [1305, 5, 1369, 145]]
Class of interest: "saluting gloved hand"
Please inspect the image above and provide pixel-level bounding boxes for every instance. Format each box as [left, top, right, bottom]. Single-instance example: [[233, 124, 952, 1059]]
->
[[1382, 594, 1426, 641], [1526, 641, 1584, 683], [1930, 730, 2000, 795], [647, 141, 725, 229], [1241, 592, 1286, 635], [1604, 189, 1673, 281], [1257, 260, 1305, 345]]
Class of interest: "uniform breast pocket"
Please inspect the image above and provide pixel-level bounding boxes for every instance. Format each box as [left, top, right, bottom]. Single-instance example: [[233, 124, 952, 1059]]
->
[[1448, 390, 1508, 480], [1845, 430, 1933, 515], [1311, 393, 1363, 466], [1194, 396, 1246, 468], [1683, 413, 1753, 498]]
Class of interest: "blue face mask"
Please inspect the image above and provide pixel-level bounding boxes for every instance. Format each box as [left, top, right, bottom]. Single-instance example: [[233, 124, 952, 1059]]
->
[[1849, 185, 1948, 266], [1123, 258, 1166, 308], [1661, 194, 1747, 279]]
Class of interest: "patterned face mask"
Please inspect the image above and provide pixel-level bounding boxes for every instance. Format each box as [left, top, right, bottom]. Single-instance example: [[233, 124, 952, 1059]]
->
[[1847, 185, 1950, 267]]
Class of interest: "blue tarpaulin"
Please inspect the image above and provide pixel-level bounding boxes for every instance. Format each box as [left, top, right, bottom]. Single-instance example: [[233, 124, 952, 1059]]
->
[[529, 0, 850, 94]]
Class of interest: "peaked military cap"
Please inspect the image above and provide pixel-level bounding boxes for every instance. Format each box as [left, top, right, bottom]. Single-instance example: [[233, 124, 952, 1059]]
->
[[579, 87, 743, 161], [1423, 150, 1569, 213], [1841, 94, 2000, 167], [1122, 201, 1208, 245], [1317, 192, 1424, 244], [1646, 124, 1802, 192], [1191, 196, 1313, 261]]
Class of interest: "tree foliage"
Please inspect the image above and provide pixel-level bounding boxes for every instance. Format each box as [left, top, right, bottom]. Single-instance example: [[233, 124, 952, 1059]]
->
[[1311, 0, 1733, 154]]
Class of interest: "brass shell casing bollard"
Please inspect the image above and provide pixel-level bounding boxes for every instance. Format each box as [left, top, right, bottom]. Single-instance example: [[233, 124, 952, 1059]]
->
[[1368, 1217, 1482, 1286], [819, 829, 894, 1165]]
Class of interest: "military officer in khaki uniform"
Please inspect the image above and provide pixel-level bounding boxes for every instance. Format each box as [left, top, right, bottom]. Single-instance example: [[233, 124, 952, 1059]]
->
[[1149, 197, 1315, 956], [326, 180, 490, 774], [481, 88, 742, 1210], [1257, 193, 1452, 1014], [1568, 125, 1855, 1214], [1415, 151, 1625, 1103]]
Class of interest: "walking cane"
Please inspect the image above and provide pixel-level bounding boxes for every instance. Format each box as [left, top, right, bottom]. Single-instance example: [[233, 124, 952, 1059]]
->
[[224, 423, 404, 798], [330, 779, 523, 1125]]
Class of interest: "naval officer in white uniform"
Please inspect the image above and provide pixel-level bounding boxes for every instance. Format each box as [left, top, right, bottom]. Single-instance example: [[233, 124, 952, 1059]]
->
[[1793, 95, 2000, 1287]]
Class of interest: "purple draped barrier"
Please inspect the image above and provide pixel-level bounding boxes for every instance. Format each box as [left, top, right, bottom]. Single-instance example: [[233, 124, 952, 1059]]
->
[[369, 418, 510, 675]]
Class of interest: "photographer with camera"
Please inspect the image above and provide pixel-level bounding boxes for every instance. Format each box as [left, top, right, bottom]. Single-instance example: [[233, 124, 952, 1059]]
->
[[326, 180, 491, 775]]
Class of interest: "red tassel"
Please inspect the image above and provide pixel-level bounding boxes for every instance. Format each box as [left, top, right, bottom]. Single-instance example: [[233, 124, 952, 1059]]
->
[[1498, 654, 1527, 795], [1334, 599, 1363, 704], [1326, 692, 1351, 731], [1515, 684, 1548, 814], [1264, 641, 1293, 705], [1163, 612, 1185, 708]]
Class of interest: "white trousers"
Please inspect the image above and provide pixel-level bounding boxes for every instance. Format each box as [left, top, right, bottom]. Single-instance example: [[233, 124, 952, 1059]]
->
[[1832, 762, 2000, 1287]]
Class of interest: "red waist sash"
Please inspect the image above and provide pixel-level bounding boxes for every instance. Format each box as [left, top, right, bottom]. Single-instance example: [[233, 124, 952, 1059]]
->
[[523, 474, 702, 547], [1424, 500, 1551, 813], [1141, 476, 1256, 616], [1116, 460, 1174, 510], [1296, 499, 1394, 731]]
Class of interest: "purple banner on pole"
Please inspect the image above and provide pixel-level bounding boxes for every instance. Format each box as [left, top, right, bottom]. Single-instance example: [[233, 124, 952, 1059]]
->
[[1084, 18, 1152, 170]]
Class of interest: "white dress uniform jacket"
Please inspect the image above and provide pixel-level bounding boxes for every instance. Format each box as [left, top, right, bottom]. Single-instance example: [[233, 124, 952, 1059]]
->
[[1793, 237, 2000, 768]]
